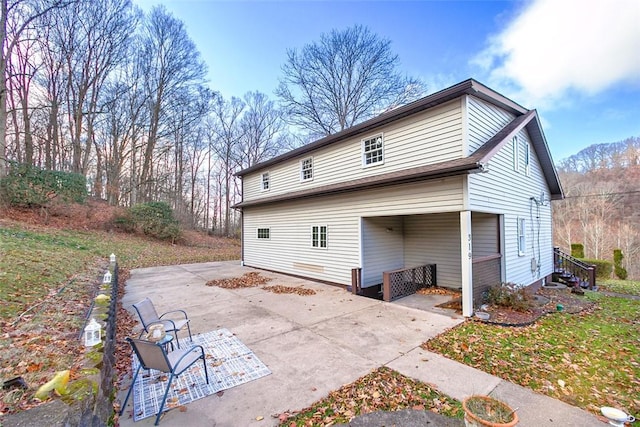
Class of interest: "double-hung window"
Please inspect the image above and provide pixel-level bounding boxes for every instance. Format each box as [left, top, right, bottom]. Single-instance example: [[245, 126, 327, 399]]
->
[[362, 134, 384, 167], [517, 217, 526, 256], [261, 172, 270, 191], [311, 225, 327, 248], [300, 157, 313, 181], [524, 143, 530, 176], [257, 228, 270, 239]]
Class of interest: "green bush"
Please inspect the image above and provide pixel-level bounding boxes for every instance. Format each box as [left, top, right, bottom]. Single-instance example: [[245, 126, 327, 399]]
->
[[582, 259, 612, 279], [486, 283, 533, 312], [570, 243, 585, 258], [613, 249, 628, 280], [125, 202, 181, 242], [0, 163, 86, 208]]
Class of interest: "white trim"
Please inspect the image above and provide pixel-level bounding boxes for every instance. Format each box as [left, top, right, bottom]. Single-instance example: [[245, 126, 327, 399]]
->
[[512, 136, 519, 172], [361, 133, 385, 168], [517, 217, 526, 256], [460, 211, 473, 317], [311, 225, 327, 249], [300, 157, 314, 182], [261, 172, 270, 191], [257, 227, 270, 240]]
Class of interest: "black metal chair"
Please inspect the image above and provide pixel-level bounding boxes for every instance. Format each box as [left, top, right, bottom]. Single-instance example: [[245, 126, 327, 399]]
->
[[120, 337, 209, 425], [132, 297, 192, 348]]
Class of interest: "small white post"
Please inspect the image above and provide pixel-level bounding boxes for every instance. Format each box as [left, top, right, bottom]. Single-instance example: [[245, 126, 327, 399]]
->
[[103, 271, 112, 284], [109, 253, 116, 264]]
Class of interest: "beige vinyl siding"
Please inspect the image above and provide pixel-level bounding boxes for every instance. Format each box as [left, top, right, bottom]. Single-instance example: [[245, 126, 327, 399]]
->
[[403, 213, 462, 289], [466, 95, 515, 154], [242, 100, 463, 202], [468, 125, 554, 286], [471, 212, 499, 257], [243, 177, 465, 285], [361, 217, 404, 287]]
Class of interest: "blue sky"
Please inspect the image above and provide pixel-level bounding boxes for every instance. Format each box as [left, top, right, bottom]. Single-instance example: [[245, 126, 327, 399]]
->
[[134, 0, 640, 162]]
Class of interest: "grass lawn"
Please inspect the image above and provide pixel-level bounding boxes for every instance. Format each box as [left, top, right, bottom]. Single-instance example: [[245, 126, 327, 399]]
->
[[423, 291, 640, 417], [0, 221, 239, 414], [599, 279, 640, 296]]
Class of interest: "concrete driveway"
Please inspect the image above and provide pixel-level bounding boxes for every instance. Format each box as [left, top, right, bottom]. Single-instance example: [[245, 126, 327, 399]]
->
[[118, 261, 464, 427]]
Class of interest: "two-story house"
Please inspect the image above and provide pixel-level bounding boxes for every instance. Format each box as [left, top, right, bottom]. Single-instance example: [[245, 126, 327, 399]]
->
[[233, 79, 563, 317]]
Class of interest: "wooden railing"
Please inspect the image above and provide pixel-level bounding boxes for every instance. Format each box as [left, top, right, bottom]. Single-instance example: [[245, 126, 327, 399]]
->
[[382, 264, 436, 302], [554, 247, 596, 290]]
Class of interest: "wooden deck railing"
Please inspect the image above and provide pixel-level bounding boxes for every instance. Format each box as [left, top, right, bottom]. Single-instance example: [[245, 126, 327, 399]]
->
[[382, 264, 436, 302], [554, 247, 596, 290]]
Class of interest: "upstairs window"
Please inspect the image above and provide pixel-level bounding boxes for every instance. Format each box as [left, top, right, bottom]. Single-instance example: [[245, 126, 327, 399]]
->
[[257, 228, 270, 239], [524, 143, 530, 176], [362, 134, 384, 167], [261, 172, 270, 191], [311, 225, 327, 248], [300, 157, 313, 181]]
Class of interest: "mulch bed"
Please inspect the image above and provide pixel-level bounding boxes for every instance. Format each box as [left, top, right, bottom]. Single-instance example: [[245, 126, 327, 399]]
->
[[435, 287, 596, 326]]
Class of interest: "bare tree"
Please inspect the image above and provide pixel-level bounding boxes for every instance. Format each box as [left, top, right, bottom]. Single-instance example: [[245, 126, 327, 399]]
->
[[209, 95, 245, 236], [276, 25, 425, 137], [0, 0, 75, 175], [136, 5, 207, 203], [238, 91, 287, 169]]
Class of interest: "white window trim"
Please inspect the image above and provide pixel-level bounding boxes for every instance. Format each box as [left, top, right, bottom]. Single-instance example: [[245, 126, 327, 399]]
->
[[512, 136, 519, 172], [361, 133, 385, 168], [517, 217, 525, 256], [261, 172, 270, 191], [300, 157, 313, 182], [524, 143, 530, 176], [311, 225, 327, 249], [257, 228, 270, 240]]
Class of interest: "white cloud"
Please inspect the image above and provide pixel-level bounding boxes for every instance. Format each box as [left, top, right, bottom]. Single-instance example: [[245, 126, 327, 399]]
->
[[473, 0, 640, 108]]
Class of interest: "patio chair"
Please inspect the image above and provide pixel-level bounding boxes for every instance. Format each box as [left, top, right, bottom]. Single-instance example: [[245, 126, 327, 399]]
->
[[132, 298, 192, 348], [119, 337, 209, 426]]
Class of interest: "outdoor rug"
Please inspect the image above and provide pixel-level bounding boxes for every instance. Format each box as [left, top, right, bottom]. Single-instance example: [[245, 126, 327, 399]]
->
[[130, 328, 271, 421]]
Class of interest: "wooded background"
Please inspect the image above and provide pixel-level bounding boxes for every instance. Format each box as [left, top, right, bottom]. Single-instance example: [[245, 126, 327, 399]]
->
[[0, 0, 638, 278]]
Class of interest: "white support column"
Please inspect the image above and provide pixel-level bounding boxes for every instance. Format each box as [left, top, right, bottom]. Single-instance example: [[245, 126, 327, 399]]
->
[[460, 210, 473, 317]]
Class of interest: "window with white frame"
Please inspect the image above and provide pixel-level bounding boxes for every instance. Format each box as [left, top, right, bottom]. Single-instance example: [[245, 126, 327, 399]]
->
[[517, 217, 526, 256], [261, 172, 270, 191], [512, 136, 519, 172], [257, 228, 270, 239], [300, 157, 313, 181], [524, 143, 530, 176], [362, 134, 384, 166], [311, 225, 327, 248]]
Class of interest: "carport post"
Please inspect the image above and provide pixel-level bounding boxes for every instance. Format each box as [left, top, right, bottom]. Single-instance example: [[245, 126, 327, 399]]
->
[[460, 211, 473, 317]]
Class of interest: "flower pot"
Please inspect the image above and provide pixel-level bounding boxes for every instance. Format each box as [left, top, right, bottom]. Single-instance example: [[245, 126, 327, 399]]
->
[[463, 395, 518, 427]]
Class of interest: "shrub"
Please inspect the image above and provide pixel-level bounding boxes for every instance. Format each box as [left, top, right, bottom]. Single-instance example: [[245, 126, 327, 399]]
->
[[126, 202, 181, 242], [570, 243, 585, 259], [613, 249, 628, 280], [485, 282, 533, 312], [582, 259, 612, 279], [0, 162, 86, 208]]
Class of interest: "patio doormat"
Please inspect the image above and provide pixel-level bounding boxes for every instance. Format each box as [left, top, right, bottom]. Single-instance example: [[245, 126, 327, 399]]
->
[[130, 328, 271, 421]]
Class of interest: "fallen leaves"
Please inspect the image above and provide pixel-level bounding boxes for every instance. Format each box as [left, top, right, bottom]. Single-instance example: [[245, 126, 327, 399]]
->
[[262, 285, 316, 296], [205, 272, 271, 288], [424, 292, 640, 418], [206, 273, 317, 296], [277, 367, 462, 426]]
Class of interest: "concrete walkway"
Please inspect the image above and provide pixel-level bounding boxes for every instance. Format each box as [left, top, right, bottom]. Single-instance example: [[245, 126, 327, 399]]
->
[[118, 261, 604, 427]]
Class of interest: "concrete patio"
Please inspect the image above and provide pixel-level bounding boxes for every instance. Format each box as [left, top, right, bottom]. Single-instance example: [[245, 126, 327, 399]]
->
[[118, 261, 604, 427]]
